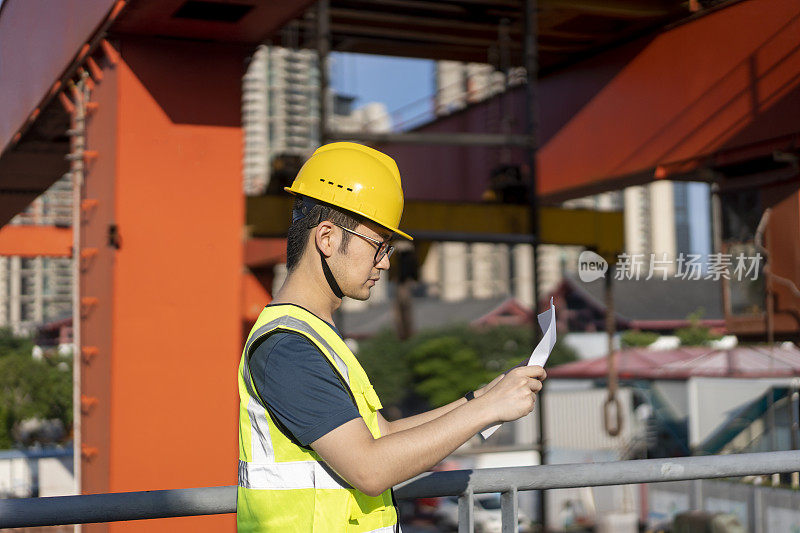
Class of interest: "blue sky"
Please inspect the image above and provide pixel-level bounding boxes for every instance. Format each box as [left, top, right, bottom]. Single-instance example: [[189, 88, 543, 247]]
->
[[330, 53, 434, 129], [687, 182, 712, 257]]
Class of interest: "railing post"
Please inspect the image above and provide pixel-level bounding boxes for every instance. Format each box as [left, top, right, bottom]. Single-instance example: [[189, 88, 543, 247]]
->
[[750, 485, 764, 533], [501, 488, 519, 533], [458, 488, 474, 533], [690, 479, 703, 510]]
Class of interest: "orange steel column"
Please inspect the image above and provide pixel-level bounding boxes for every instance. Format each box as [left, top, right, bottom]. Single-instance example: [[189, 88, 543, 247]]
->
[[82, 38, 244, 532], [81, 50, 120, 510], [762, 183, 800, 335]]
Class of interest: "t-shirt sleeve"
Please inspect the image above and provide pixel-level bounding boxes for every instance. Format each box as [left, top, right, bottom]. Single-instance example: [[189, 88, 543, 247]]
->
[[248, 331, 361, 446]]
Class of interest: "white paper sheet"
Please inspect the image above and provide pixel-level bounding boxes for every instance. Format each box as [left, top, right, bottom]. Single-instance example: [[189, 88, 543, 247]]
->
[[480, 297, 556, 439]]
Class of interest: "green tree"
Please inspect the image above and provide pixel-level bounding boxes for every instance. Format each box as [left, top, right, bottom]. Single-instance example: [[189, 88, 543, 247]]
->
[[353, 329, 412, 409], [355, 323, 578, 411], [0, 329, 72, 448], [0, 327, 35, 353], [408, 336, 490, 407], [675, 308, 722, 346]]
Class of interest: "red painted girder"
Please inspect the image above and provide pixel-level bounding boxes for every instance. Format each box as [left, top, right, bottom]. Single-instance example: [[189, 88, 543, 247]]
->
[[388, 0, 800, 202], [538, 0, 800, 197], [244, 237, 287, 268], [0, 0, 116, 152]]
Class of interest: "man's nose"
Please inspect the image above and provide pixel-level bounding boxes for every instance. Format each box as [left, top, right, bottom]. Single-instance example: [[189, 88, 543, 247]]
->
[[376, 252, 391, 270]]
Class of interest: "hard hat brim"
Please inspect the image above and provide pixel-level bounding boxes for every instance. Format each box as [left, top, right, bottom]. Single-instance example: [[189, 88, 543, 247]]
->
[[285, 186, 413, 241]]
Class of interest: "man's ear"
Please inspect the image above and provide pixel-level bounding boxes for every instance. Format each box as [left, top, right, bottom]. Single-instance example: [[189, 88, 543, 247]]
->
[[314, 221, 337, 258]]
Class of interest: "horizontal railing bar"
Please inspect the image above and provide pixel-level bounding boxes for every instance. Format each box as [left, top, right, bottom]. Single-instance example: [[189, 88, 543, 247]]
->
[[1, 450, 799, 528], [394, 450, 800, 498], [0, 486, 234, 529]]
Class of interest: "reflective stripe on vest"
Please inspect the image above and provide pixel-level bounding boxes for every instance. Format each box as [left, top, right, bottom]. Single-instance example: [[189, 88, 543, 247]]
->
[[245, 396, 273, 464], [238, 459, 351, 491], [237, 305, 398, 533]]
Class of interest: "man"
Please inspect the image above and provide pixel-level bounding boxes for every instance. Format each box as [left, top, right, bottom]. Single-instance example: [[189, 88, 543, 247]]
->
[[237, 142, 546, 532]]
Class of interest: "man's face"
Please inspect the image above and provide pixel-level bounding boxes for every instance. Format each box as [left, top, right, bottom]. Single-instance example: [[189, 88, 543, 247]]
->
[[329, 221, 393, 301]]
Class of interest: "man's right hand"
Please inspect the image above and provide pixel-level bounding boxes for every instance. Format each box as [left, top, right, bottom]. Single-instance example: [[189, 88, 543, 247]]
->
[[311, 365, 546, 498], [477, 365, 546, 423]]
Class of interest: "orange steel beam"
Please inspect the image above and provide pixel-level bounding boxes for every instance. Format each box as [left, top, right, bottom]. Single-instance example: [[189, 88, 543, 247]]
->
[[244, 237, 286, 268], [384, 0, 800, 203], [242, 270, 272, 324], [79, 39, 243, 533], [0, 225, 72, 257]]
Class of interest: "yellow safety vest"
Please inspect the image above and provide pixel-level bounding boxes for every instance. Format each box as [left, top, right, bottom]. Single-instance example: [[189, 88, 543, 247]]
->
[[237, 304, 399, 532]]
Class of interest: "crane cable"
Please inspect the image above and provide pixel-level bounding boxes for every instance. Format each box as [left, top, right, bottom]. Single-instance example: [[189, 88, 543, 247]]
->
[[604, 267, 623, 437]]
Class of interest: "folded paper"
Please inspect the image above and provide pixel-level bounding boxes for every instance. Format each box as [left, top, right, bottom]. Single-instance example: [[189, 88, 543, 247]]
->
[[481, 297, 556, 439]]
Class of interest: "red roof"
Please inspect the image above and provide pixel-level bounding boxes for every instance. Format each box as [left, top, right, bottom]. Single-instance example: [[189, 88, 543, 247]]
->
[[548, 344, 800, 380], [472, 298, 534, 328]]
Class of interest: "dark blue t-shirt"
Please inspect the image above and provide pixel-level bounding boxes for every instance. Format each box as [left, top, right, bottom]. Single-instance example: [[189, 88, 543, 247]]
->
[[249, 316, 360, 447]]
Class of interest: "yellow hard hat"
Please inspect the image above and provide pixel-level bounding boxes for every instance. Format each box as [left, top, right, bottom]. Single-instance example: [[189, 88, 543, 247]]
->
[[285, 142, 413, 241]]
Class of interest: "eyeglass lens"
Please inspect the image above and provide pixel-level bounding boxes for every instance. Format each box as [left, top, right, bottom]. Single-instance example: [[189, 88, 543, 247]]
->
[[375, 243, 394, 264]]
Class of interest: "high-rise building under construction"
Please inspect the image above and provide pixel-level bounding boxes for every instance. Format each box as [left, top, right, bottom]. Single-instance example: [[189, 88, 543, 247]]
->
[[242, 45, 320, 196], [242, 44, 395, 311]]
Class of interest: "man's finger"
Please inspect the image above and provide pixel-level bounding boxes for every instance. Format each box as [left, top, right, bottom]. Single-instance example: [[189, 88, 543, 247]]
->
[[515, 365, 546, 378]]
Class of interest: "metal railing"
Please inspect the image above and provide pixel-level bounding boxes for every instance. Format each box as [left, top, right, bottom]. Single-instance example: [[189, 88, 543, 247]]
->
[[1, 450, 799, 531]]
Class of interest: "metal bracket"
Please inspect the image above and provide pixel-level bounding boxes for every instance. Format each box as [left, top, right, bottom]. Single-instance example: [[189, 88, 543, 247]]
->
[[80, 444, 99, 461], [81, 346, 99, 364], [80, 248, 98, 271], [80, 395, 99, 415], [80, 296, 99, 318]]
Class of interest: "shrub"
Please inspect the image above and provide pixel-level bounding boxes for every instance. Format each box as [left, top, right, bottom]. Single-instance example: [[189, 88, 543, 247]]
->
[[620, 330, 659, 348], [675, 309, 722, 346], [355, 323, 577, 411]]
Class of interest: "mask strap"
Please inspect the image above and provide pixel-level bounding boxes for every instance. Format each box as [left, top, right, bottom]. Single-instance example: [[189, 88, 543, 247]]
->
[[294, 195, 344, 299], [319, 250, 344, 299]]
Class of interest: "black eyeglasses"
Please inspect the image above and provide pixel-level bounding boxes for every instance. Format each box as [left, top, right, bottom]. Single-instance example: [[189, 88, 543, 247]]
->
[[331, 222, 394, 264]]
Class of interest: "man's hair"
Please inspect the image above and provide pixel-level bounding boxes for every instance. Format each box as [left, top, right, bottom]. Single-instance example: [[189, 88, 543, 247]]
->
[[286, 198, 360, 271]]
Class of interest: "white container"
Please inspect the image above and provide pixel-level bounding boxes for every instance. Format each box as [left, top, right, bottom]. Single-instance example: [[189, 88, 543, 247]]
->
[[596, 511, 638, 533]]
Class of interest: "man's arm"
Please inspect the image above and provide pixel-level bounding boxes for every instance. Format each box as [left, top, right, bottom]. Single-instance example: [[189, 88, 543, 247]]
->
[[377, 373, 505, 435], [312, 365, 545, 497]]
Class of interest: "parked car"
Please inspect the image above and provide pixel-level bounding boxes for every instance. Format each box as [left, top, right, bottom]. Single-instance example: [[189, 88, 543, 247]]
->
[[434, 494, 533, 533]]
